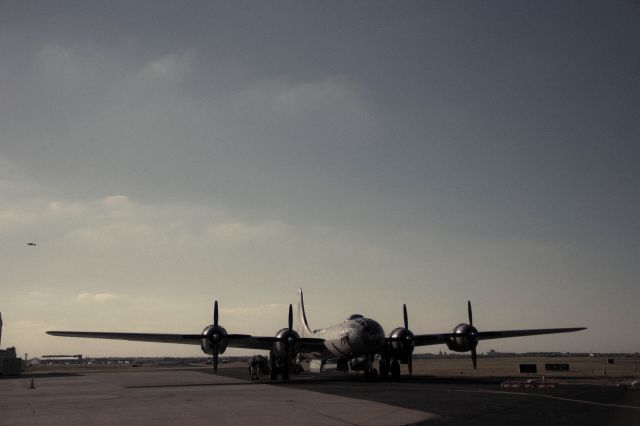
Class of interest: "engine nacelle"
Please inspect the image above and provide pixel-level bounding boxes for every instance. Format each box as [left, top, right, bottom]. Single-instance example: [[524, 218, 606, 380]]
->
[[388, 327, 415, 362], [446, 323, 477, 352], [272, 328, 300, 359], [200, 325, 229, 355]]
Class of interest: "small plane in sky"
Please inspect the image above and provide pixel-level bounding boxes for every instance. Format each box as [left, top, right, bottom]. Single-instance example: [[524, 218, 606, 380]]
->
[[26, 242, 37, 246], [47, 289, 586, 380]]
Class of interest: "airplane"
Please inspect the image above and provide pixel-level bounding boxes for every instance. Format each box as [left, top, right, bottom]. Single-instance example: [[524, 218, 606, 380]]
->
[[26, 242, 37, 246], [47, 289, 586, 380]]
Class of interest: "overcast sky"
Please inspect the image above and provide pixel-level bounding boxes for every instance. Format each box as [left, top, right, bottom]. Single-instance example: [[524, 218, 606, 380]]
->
[[1, 1, 638, 357]]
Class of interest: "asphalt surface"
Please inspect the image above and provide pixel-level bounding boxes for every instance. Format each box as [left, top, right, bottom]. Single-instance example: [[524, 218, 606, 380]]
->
[[2, 366, 639, 425], [0, 368, 433, 425], [211, 367, 640, 425]]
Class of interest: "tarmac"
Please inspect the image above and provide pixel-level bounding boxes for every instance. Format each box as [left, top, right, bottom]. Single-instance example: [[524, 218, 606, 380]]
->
[[1, 365, 639, 425], [0, 368, 434, 425]]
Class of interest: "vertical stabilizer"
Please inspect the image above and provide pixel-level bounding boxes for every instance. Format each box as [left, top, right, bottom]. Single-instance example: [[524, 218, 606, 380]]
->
[[0, 312, 3, 348], [296, 288, 312, 337]]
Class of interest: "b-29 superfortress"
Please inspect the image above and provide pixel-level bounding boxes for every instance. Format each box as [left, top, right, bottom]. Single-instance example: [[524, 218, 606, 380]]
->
[[48, 289, 586, 380]]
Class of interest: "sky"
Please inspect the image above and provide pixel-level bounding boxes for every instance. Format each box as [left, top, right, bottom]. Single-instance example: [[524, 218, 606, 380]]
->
[[1, 1, 638, 358]]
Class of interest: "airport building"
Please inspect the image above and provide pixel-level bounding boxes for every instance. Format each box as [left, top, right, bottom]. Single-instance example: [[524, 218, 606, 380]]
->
[[41, 354, 83, 365], [0, 313, 24, 375]]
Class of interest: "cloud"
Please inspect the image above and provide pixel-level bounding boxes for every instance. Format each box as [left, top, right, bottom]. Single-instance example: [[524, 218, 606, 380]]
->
[[44, 201, 88, 218], [76, 292, 118, 302], [272, 77, 372, 126], [206, 221, 290, 243], [228, 76, 374, 147], [135, 50, 196, 84], [0, 207, 35, 233], [0, 192, 296, 255], [102, 195, 132, 207], [28, 291, 51, 298]]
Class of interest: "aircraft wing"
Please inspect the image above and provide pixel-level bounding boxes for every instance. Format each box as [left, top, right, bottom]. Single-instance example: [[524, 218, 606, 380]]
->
[[46, 331, 325, 352], [46, 331, 237, 345], [476, 327, 587, 341], [411, 327, 586, 347], [411, 333, 457, 346]]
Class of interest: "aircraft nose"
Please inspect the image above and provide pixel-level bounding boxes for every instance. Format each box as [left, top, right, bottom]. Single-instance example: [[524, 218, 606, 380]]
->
[[360, 319, 385, 352]]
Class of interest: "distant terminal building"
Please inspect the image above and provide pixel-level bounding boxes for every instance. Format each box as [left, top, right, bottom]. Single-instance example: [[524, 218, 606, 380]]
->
[[0, 313, 23, 375], [42, 354, 83, 365]]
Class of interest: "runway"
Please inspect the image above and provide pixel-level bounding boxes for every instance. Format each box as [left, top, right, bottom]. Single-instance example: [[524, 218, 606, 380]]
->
[[1, 366, 639, 425]]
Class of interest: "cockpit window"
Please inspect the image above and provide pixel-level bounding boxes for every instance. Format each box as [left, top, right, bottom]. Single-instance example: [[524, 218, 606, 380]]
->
[[347, 314, 364, 320]]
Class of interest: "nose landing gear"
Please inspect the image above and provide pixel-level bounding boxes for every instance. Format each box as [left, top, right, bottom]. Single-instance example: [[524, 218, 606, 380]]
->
[[363, 355, 378, 382]]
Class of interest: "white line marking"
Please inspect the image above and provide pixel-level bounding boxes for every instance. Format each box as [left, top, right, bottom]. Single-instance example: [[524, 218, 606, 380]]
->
[[451, 386, 640, 410]]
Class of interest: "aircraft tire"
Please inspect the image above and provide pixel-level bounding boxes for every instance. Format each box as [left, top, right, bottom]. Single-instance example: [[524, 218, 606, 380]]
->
[[390, 360, 401, 379], [379, 360, 389, 379]]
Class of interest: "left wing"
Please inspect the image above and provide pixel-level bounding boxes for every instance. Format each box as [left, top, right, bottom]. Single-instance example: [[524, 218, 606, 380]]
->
[[411, 327, 586, 347], [477, 327, 587, 340]]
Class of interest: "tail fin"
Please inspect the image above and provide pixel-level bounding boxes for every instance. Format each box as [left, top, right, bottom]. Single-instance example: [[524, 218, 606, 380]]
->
[[297, 288, 312, 337]]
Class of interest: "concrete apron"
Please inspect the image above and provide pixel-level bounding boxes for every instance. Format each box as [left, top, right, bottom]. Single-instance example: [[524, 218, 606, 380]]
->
[[0, 369, 437, 425]]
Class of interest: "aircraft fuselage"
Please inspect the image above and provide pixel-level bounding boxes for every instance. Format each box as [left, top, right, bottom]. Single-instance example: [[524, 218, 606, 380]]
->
[[304, 316, 385, 360]]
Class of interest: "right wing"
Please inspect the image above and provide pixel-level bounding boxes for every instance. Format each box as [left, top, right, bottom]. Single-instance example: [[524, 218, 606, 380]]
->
[[46, 331, 233, 345]]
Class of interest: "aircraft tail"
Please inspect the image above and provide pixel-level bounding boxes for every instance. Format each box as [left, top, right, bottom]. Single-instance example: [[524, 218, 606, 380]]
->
[[297, 288, 313, 337]]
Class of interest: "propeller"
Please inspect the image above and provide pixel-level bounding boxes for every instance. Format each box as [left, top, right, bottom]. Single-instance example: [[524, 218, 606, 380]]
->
[[403, 304, 414, 375], [285, 304, 297, 356], [204, 301, 250, 373], [468, 300, 478, 369], [288, 303, 293, 331], [403, 304, 409, 329], [212, 301, 220, 372]]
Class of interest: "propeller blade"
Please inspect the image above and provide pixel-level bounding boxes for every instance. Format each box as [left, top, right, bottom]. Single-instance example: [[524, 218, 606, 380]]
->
[[212, 301, 220, 373], [467, 300, 473, 327], [408, 354, 413, 375], [471, 347, 477, 369], [288, 304, 293, 331], [403, 304, 408, 329]]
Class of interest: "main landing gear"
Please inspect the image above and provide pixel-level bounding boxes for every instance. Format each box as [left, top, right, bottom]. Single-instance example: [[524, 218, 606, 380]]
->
[[379, 357, 401, 380], [348, 355, 403, 381], [268, 354, 290, 380], [268, 351, 302, 381]]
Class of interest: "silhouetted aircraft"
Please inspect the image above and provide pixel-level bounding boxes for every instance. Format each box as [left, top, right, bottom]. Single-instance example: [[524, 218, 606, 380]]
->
[[48, 289, 586, 380]]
